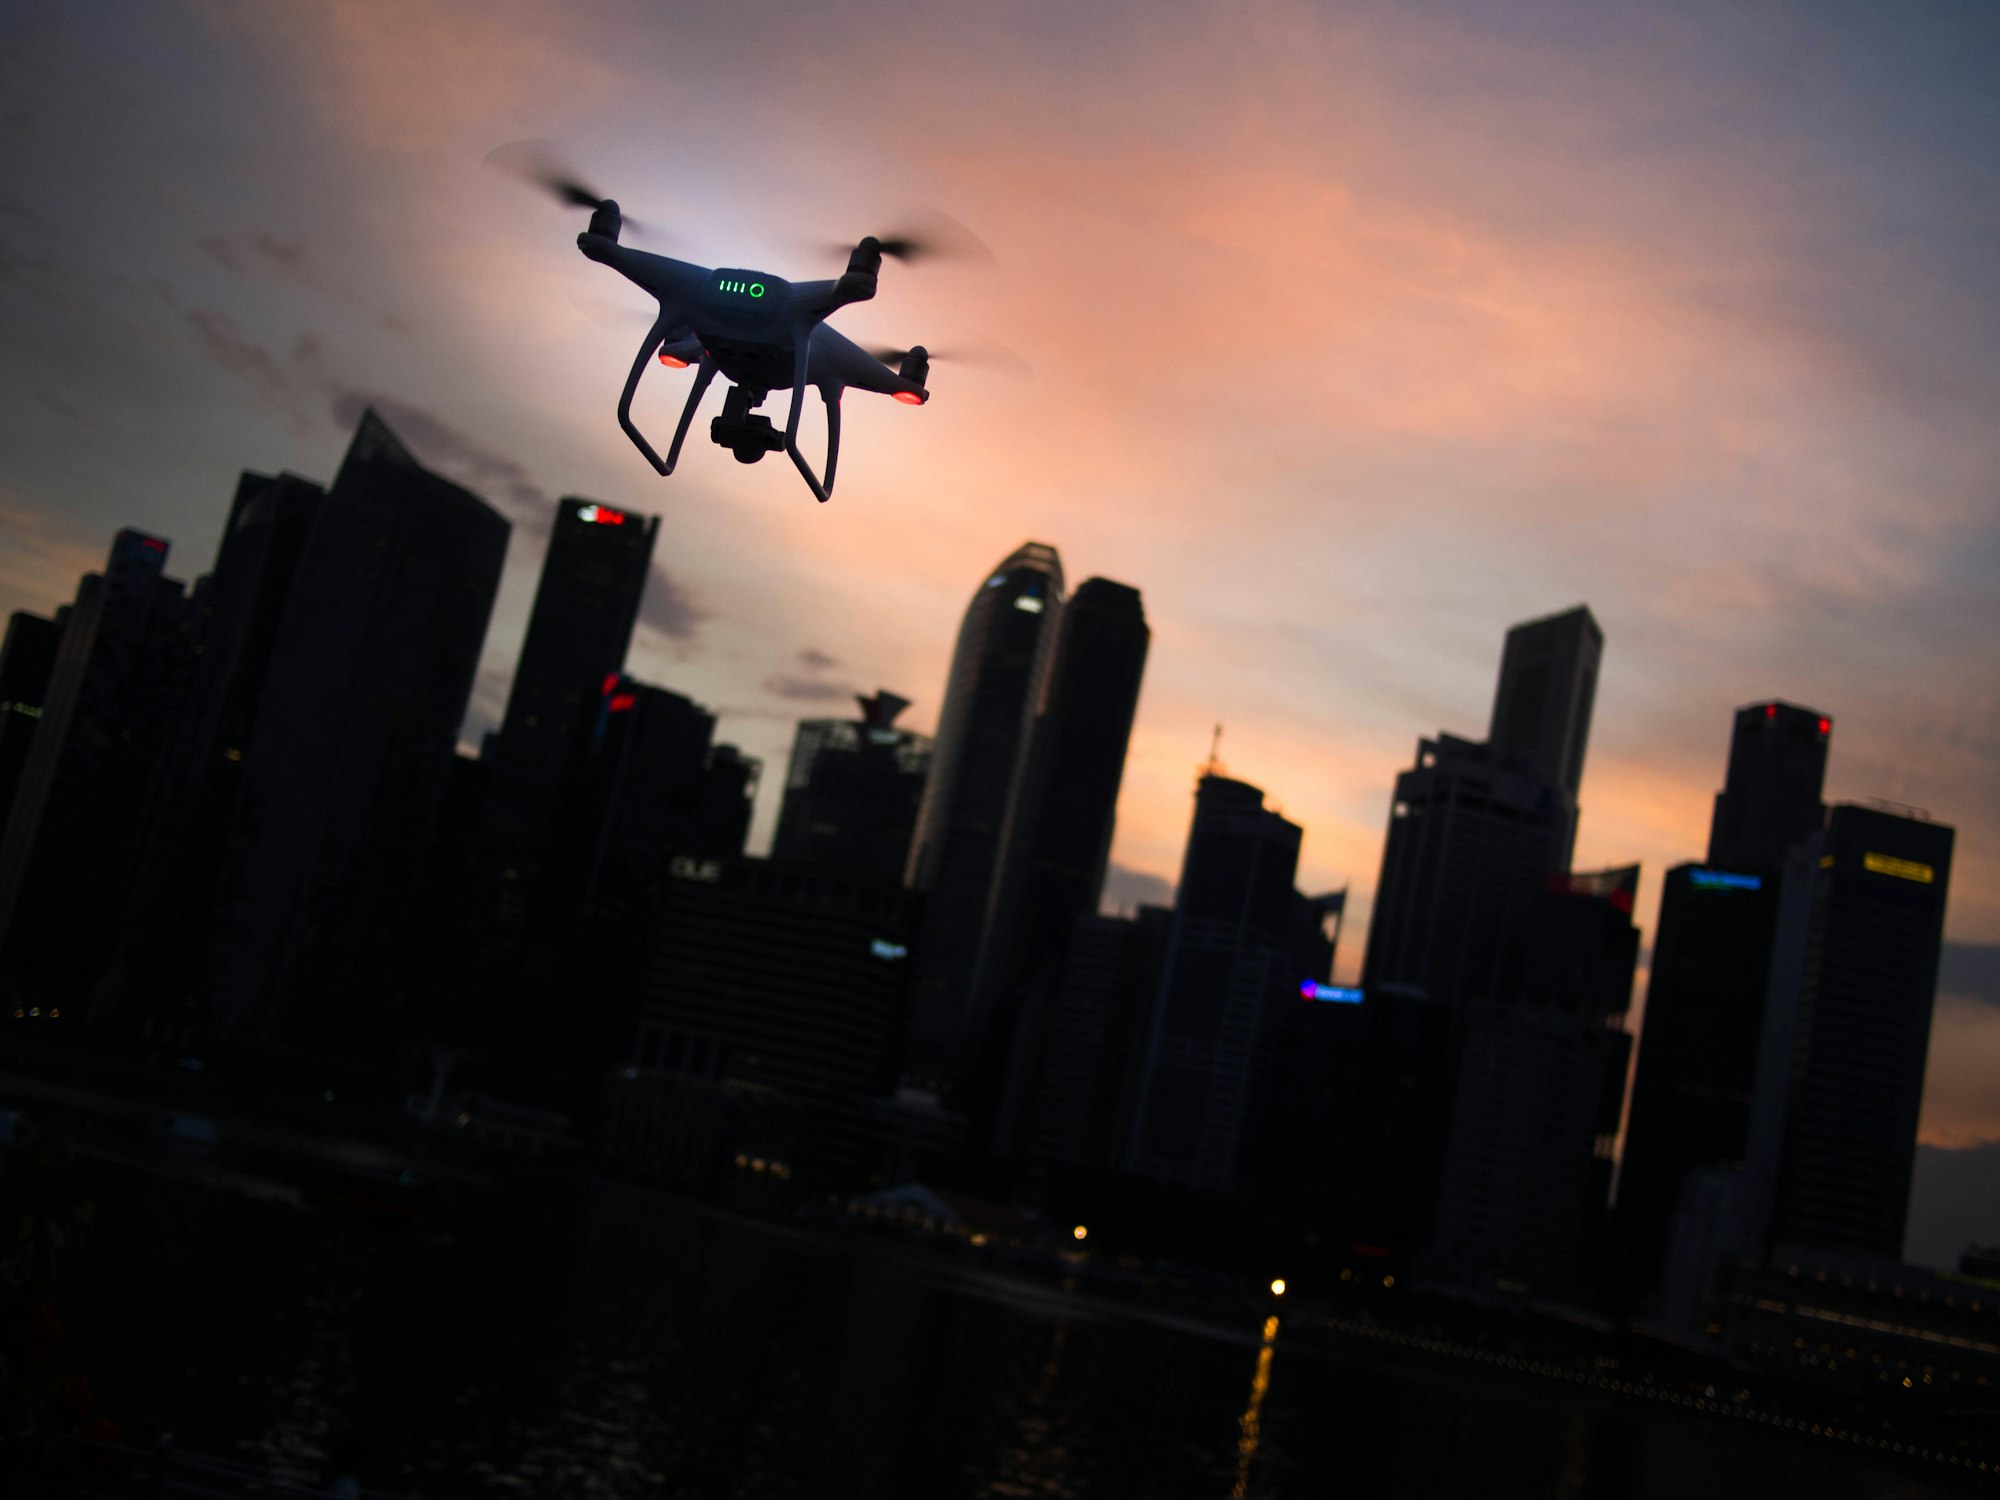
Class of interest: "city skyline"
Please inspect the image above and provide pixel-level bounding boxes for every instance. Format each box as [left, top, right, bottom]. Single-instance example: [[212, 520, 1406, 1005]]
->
[[2, 0, 1995, 1167]]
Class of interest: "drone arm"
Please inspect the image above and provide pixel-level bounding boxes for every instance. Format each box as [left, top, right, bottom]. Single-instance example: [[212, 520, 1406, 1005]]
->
[[664, 355, 720, 473], [617, 309, 676, 474]]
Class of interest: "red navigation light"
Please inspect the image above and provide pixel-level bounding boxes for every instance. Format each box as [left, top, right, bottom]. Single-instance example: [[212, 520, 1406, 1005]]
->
[[893, 391, 924, 406], [608, 693, 637, 713], [1817, 717, 1831, 734], [658, 352, 689, 369], [602, 673, 622, 697]]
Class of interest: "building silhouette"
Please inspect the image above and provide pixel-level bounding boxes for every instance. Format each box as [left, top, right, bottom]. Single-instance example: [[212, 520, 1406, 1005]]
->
[[902, 541, 1065, 1090], [771, 691, 931, 883], [1709, 701, 1832, 869], [0, 611, 62, 843], [1025, 905, 1173, 1174], [1125, 773, 1320, 1197], [478, 496, 659, 880], [203, 410, 509, 1060], [623, 855, 921, 1185], [1426, 869, 1636, 1292], [99, 471, 329, 1035], [1616, 701, 1831, 1305], [971, 576, 1150, 1156], [1488, 604, 1601, 866], [1348, 605, 1610, 1270], [1749, 803, 1954, 1259], [0, 529, 192, 1007]]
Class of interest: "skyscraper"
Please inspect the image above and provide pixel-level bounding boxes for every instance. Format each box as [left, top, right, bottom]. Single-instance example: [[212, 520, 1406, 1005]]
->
[[771, 691, 932, 883], [481, 496, 659, 862], [1615, 700, 1831, 1304], [0, 611, 61, 841], [1349, 604, 1610, 1269], [972, 576, 1150, 1154], [0, 529, 191, 1006], [1751, 803, 1954, 1259], [204, 410, 509, 1058], [902, 541, 1065, 1089], [1125, 773, 1314, 1197], [1426, 870, 1636, 1291], [1708, 701, 1832, 869]]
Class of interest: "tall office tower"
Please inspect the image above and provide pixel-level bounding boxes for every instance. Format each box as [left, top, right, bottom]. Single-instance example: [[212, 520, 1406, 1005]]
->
[[481, 497, 659, 863], [973, 577, 1150, 1154], [1709, 701, 1832, 868], [902, 541, 1065, 1088], [1026, 905, 1173, 1173], [1613, 701, 1831, 1305], [98, 472, 329, 1033], [1348, 606, 1606, 1265], [630, 855, 921, 1182], [771, 692, 932, 882], [1125, 774, 1314, 1197], [0, 611, 62, 839], [1426, 870, 1637, 1292], [1488, 605, 1600, 866], [0, 530, 192, 1005], [1750, 804, 1954, 1259], [1362, 734, 1570, 1010], [205, 411, 508, 1059]]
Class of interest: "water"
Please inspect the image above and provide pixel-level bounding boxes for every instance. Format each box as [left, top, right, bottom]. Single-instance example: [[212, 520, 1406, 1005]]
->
[[59, 1160, 1983, 1499]]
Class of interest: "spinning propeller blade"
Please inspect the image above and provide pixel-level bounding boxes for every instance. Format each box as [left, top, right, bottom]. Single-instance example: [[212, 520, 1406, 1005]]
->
[[867, 341, 1031, 377], [485, 140, 653, 237], [807, 207, 995, 267]]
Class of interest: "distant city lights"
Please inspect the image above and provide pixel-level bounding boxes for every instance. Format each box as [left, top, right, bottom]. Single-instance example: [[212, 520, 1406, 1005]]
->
[[870, 939, 908, 960], [1013, 595, 1044, 613], [1073, 1224, 1088, 1241], [1299, 981, 1363, 1004], [575, 503, 627, 526], [1270, 1278, 1286, 1297], [1689, 869, 1763, 891]]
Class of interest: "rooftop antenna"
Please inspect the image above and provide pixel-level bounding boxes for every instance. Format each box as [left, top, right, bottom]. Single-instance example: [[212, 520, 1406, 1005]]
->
[[1202, 722, 1226, 779]]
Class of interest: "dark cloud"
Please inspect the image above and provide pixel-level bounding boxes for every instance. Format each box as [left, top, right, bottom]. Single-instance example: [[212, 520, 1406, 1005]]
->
[[253, 234, 309, 272], [762, 646, 850, 700], [187, 308, 293, 394], [1941, 941, 2000, 1009], [197, 235, 244, 275], [327, 391, 554, 531], [1101, 863, 1174, 916], [635, 561, 704, 642], [763, 673, 854, 703]]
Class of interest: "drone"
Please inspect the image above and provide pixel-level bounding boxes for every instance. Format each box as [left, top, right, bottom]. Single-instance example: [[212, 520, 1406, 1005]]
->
[[513, 155, 948, 503]]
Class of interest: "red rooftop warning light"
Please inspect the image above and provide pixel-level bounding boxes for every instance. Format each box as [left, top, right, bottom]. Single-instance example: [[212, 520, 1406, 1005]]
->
[[1818, 717, 1831, 734], [1765, 703, 1779, 719]]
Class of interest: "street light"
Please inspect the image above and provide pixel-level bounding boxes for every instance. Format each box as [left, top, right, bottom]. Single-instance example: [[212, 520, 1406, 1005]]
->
[[1270, 1278, 1287, 1297], [1073, 1224, 1089, 1242]]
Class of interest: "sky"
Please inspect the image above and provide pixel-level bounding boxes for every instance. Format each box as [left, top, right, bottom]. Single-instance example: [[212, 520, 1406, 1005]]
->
[[2, 2, 1997, 1247]]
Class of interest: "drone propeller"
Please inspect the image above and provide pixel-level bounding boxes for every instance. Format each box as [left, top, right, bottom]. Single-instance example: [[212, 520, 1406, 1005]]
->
[[805, 207, 995, 268], [485, 140, 653, 238], [868, 341, 1031, 377]]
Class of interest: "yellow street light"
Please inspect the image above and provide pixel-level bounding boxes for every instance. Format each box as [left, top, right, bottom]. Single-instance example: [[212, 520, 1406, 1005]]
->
[[1073, 1224, 1088, 1241], [1270, 1278, 1287, 1297]]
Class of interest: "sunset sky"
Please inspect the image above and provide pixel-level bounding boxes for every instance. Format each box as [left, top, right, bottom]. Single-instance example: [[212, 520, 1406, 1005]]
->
[[3, 2, 1996, 1230]]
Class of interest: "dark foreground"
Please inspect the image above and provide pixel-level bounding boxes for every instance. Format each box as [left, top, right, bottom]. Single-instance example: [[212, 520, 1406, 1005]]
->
[[6, 1133, 1982, 1500]]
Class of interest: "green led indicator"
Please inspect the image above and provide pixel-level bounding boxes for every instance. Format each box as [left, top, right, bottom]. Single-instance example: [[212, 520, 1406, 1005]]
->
[[718, 279, 766, 298]]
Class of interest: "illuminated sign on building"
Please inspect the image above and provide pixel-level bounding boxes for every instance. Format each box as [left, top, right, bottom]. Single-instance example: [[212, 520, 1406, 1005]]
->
[[1013, 595, 1044, 613], [575, 504, 626, 526], [1299, 981, 1363, 1004], [669, 856, 722, 883], [1689, 868, 1763, 891], [1863, 852, 1934, 884], [870, 939, 908, 961]]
